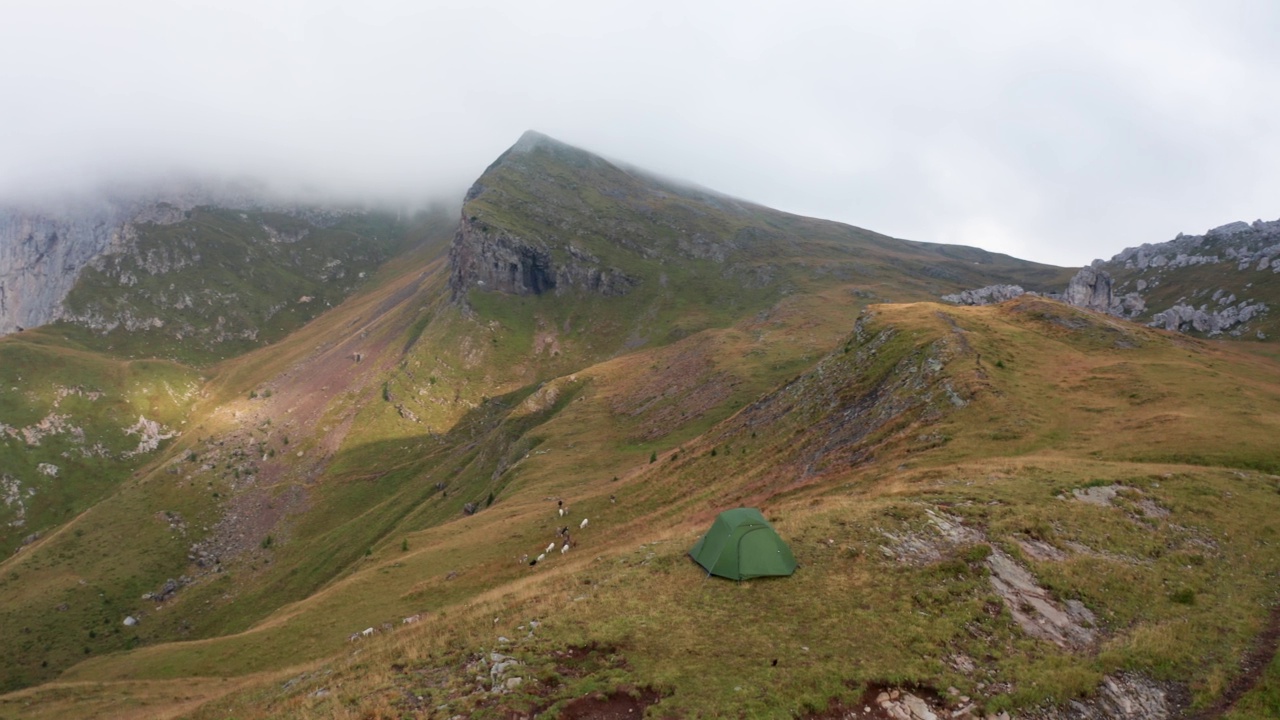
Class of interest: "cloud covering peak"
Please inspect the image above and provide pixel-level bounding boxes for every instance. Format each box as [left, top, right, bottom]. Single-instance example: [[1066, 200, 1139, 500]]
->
[[3, 1, 1279, 265]]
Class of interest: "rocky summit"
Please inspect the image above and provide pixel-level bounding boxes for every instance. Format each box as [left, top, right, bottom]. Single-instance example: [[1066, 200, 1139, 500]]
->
[[1, 133, 1279, 720]]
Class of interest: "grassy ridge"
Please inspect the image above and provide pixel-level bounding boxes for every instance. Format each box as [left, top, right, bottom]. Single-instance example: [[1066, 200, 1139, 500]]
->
[[457, 133, 1074, 354], [5, 297, 1278, 718]]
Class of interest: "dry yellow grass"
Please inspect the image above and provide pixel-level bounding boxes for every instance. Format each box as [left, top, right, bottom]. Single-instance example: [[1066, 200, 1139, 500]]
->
[[8, 293, 1280, 718]]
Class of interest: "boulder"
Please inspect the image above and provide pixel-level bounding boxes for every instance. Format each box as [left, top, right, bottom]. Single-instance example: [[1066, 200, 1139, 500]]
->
[[1062, 267, 1113, 313]]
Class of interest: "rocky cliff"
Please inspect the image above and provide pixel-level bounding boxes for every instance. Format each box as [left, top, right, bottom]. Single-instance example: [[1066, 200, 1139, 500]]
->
[[447, 132, 646, 301], [0, 181, 277, 336], [0, 183, 381, 338], [447, 213, 637, 299], [0, 199, 186, 334], [0, 183, 423, 362], [1097, 219, 1278, 337], [52, 206, 413, 362]]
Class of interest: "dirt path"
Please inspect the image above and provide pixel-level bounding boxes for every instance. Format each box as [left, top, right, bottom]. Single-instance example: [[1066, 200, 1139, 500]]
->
[[1186, 597, 1280, 719]]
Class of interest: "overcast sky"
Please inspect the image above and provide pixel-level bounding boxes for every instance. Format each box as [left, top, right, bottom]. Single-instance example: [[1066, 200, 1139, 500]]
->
[[2, 1, 1278, 267]]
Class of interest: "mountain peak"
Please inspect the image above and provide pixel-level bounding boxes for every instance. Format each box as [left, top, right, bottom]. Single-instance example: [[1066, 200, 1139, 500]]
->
[[489, 130, 607, 174], [510, 129, 563, 154], [449, 131, 1072, 307]]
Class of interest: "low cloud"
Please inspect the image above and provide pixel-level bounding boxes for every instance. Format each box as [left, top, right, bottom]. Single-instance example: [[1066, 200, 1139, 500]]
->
[[3, 1, 1278, 265]]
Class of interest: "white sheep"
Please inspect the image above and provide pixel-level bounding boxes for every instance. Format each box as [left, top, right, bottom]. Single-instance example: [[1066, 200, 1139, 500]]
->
[[579, 518, 589, 529], [561, 543, 570, 554], [545, 542, 556, 554], [361, 627, 375, 637], [536, 553, 545, 563]]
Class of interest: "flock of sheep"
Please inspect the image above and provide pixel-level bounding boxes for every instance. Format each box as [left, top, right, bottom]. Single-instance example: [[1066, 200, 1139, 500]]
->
[[348, 613, 421, 642], [349, 497, 605, 643], [521, 499, 587, 567]]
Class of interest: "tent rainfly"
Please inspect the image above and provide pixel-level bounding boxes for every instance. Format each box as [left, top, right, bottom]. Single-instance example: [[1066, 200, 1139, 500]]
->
[[689, 507, 797, 580]]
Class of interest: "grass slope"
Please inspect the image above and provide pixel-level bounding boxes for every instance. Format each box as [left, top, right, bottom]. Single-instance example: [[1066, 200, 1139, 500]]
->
[[0, 211, 457, 693], [0, 330, 198, 557], [1, 135, 1275, 718], [0, 207, 871, 698], [5, 296, 1278, 719]]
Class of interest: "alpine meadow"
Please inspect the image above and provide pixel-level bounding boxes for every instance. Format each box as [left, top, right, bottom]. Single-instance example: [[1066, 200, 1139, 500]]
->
[[2, 131, 1280, 720]]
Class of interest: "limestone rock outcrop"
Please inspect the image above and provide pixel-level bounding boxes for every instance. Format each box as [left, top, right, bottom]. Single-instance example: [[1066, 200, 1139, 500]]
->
[[0, 200, 166, 334], [0, 181, 361, 337], [943, 216, 1277, 338], [1061, 267, 1113, 312], [940, 284, 1027, 306], [1148, 301, 1268, 335], [1109, 218, 1280, 273]]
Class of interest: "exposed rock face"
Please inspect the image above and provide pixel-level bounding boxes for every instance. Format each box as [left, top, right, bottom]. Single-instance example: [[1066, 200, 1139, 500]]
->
[[449, 130, 741, 301], [1109, 218, 1280, 272], [123, 415, 178, 457], [880, 508, 1097, 651], [1113, 292, 1146, 317], [448, 221, 556, 296], [448, 214, 636, 300], [1024, 674, 1176, 719], [0, 200, 171, 334], [940, 284, 1026, 306], [943, 216, 1277, 338], [939, 270, 1141, 324], [938, 271, 1122, 315], [0, 183, 283, 336], [0, 183, 365, 337], [987, 549, 1097, 649], [1099, 218, 1277, 335], [1061, 267, 1113, 312], [1148, 301, 1268, 334], [867, 673, 1175, 720]]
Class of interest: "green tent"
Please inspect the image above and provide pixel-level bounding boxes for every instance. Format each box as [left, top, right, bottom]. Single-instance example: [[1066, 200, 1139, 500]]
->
[[689, 508, 797, 580]]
